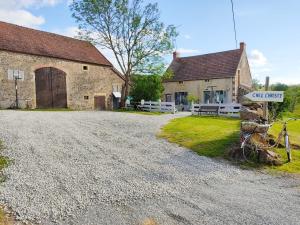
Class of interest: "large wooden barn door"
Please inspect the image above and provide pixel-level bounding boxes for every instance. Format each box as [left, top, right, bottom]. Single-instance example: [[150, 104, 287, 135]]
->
[[35, 67, 67, 108]]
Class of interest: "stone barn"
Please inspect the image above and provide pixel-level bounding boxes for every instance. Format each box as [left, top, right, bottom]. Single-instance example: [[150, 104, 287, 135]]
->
[[0, 21, 125, 110]]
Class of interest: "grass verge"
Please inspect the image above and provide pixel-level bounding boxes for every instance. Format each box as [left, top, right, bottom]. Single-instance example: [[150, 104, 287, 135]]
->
[[267, 114, 300, 174], [159, 116, 240, 157], [0, 141, 14, 224], [160, 116, 300, 174], [115, 109, 165, 115], [0, 141, 8, 173], [269, 118, 300, 149], [269, 148, 300, 174]]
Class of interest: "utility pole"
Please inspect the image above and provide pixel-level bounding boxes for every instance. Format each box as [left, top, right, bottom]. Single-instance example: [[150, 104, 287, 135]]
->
[[263, 76, 270, 121], [13, 70, 22, 109]]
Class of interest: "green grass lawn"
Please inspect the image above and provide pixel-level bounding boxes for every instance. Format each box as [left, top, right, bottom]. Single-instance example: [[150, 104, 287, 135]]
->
[[267, 107, 300, 174], [293, 103, 300, 115], [159, 116, 240, 157], [269, 148, 300, 174], [269, 119, 300, 148], [115, 109, 165, 115], [160, 116, 300, 174]]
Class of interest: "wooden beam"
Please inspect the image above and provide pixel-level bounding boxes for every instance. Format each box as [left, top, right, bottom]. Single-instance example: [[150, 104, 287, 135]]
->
[[263, 76, 270, 121]]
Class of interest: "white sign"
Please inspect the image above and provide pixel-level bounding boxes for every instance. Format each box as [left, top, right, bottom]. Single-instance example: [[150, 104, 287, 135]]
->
[[245, 91, 284, 102]]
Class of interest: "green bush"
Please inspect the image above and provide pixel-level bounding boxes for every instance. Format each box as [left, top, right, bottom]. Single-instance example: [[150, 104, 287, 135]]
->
[[268, 83, 300, 119], [130, 75, 164, 102]]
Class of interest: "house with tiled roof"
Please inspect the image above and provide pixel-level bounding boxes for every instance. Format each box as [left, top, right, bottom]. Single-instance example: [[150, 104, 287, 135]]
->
[[163, 42, 252, 109], [0, 21, 124, 110]]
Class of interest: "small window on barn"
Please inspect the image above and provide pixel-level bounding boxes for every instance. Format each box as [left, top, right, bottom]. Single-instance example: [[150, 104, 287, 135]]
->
[[83, 65, 89, 71], [205, 79, 210, 82], [179, 81, 184, 84], [84, 96, 89, 100]]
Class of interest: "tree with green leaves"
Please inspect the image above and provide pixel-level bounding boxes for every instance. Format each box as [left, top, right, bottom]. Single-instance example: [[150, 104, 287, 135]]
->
[[70, 0, 178, 105], [268, 83, 300, 119], [129, 75, 164, 103]]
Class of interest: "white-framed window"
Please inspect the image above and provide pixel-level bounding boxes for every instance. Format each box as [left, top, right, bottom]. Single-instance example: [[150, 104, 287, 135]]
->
[[83, 65, 89, 71], [203, 90, 228, 104]]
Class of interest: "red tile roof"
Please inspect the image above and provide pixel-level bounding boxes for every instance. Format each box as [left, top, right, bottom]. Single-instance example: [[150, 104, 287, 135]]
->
[[166, 49, 243, 82], [0, 21, 112, 66]]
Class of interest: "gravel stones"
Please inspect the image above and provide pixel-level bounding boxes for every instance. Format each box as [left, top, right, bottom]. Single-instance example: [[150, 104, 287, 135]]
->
[[0, 111, 299, 225]]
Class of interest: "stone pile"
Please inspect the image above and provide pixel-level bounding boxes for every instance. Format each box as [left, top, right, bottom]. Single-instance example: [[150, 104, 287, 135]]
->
[[231, 101, 282, 165]]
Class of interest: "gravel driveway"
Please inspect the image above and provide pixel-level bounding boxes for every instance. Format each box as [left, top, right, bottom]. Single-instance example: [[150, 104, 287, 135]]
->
[[0, 111, 299, 225]]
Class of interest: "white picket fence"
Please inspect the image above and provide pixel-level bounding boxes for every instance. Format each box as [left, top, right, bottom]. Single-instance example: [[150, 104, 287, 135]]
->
[[191, 103, 241, 118], [137, 101, 177, 114]]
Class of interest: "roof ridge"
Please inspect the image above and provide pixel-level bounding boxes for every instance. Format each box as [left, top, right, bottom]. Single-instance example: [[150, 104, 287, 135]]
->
[[167, 47, 244, 82], [178, 48, 241, 59], [0, 20, 87, 44], [0, 20, 112, 66]]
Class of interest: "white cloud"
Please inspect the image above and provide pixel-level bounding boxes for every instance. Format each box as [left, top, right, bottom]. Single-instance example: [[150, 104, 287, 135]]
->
[[0, 0, 61, 9], [183, 34, 191, 39], [0, 9, 45, 27], [0, 0, 61, 28], [248, 49, 273, 83], [176, 48, 200, 55], [52, 26, 80, 37], [248, 49, 267, 67]]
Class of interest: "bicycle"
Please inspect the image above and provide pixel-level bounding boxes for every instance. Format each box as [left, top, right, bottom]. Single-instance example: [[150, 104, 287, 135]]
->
[[240, 118, 299, 163]]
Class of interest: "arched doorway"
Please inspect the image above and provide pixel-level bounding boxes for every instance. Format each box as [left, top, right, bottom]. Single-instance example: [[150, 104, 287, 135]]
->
[[35, 67, 67, 108]]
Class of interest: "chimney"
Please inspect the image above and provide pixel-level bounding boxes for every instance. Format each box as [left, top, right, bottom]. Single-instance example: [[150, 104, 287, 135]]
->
[[240, 42, 246, 51], [173, 51, 180, 60]]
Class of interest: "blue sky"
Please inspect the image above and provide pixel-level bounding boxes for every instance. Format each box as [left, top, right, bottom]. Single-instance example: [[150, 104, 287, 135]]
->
[[0, 0, 299, 85]]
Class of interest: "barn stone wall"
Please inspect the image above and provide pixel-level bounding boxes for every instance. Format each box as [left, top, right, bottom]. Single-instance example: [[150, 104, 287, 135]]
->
[[0, 50, 124, 110]]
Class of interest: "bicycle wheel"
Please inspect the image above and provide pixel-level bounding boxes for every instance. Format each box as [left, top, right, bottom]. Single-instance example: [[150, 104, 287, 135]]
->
[[242, 139, 259, 162]]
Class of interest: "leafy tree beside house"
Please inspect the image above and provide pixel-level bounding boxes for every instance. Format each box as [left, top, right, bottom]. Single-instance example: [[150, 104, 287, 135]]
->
[[130, 75, 164, 102], [129, 67, 174, 103], [70, 0, 178, 106]]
